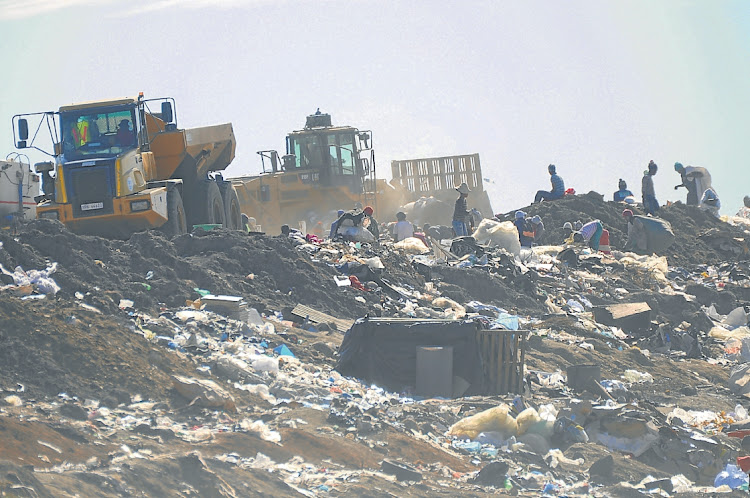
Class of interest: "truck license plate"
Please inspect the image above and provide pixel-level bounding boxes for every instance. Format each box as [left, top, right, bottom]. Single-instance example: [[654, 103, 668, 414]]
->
[[81, 202, 104, 211]]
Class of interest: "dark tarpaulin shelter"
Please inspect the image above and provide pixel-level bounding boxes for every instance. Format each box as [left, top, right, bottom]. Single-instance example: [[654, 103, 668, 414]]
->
[[335, 317, 486, 396]]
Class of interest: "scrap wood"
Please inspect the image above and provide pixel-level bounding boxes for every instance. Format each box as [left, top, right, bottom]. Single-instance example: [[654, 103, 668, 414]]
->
[[428, 236, 459, 260], [291, 304, 354, 332]]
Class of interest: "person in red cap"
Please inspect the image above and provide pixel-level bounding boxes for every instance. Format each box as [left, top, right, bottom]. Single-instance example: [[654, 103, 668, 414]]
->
[[622, 208, 675, 254], [333, 205, 377, 240]]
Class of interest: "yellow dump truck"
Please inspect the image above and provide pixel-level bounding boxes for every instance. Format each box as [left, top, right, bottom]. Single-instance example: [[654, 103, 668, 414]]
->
[[231, 111, 492, 234], [12, 93, 239, 237]]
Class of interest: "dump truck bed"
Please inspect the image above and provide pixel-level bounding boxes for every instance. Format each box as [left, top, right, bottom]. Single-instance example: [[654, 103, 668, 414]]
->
[[149, 121, 236, 181]]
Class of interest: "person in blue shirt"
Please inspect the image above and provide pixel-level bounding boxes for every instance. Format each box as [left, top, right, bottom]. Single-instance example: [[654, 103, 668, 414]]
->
[[534, 164, 565, 203], [613, 179, 634, 202]]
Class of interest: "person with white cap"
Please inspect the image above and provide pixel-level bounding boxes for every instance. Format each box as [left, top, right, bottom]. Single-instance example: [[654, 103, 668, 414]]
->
[[452, 182, 471, 236]]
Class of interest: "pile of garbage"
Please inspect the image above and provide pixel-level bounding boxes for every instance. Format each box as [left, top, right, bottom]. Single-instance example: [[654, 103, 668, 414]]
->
[[1, 192, 750, 496]]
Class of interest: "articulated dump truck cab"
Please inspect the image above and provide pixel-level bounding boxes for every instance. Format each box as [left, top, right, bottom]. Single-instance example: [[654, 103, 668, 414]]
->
[[13, 93, 239, 238], [231, 111, 392, 234]]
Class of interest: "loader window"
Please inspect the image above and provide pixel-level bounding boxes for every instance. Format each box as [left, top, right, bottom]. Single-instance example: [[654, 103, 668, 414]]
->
[[339, 134, 355, 176], [292, 135, 323, 170]]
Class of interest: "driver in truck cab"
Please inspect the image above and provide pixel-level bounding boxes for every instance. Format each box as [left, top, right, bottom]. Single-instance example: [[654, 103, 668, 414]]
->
[[116, 119, 135, 147], [72, 115, 101, 147]]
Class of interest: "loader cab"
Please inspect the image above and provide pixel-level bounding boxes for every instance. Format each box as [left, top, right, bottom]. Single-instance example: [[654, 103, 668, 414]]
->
[[283, 111, 374, 194]]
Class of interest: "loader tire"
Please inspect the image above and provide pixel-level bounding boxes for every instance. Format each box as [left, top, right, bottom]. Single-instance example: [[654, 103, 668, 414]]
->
[[191, 180, 225, 226], [159, 188, 187, 237], [219, 183, 242, 230]]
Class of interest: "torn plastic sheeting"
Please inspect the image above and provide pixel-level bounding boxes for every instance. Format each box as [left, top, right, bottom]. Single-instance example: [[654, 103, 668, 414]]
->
[[1, 262, 60, 295], [490, 313, 519, 331], [596, 431, 659, 457], [465, 301, 508, 315], [336, 317, 485, 397]]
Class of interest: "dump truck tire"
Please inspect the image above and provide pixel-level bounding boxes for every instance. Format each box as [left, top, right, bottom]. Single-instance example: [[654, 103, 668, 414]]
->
[[191, 180, 225, 226], [160, 188, 187, 237], [220, 183, 242, 230]]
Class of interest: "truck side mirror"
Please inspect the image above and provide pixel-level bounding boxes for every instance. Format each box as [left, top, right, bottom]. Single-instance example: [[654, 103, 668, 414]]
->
[[161, 102, 173, 124], [17, 119, 29, 147]]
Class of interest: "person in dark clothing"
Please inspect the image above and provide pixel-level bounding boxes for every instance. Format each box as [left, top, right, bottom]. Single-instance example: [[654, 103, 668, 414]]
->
[[334, 206, 376, 238], [515, 210, 534, 247], [452, 182, 471, 236], [641, 160, 659, 215], [673, 162, 698, 205]]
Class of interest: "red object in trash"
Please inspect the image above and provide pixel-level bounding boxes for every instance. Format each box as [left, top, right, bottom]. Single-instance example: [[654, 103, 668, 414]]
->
[[599, 229, 611, 254], [565, 188, 576, 195], [349, 275, 367, 291], [737, 456, 750, 473]]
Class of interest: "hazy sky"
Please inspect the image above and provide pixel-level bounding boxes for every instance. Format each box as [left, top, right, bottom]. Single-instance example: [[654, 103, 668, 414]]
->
[[1, 0, 748, 215]]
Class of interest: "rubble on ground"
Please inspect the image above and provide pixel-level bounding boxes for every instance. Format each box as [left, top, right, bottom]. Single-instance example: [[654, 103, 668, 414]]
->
[[1, 193, 750, 496]]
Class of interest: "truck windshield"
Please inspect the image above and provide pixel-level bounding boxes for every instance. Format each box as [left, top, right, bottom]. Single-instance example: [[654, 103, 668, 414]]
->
[[60, 108, 136, 159]]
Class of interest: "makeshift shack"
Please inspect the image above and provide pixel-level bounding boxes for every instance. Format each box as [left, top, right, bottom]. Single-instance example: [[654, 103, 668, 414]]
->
[[336, 317, 527, 397]]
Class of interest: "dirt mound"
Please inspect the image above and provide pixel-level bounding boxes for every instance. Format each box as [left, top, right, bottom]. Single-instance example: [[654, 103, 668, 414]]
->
[[1, 221, 378, 319], [0, 297, 198, 402], [508, 192, 749, 267]]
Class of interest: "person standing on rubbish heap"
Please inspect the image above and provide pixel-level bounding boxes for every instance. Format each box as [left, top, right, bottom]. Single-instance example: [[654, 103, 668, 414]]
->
[[515, 211, 534, 248], [613, 179, 634, 202], [641, 160, 659, 215], [699, 187, 721, 218], [534, 164, 565, 203], [452, 182, 472, 236], [572, 219, 604, 251], [674, 162, 712, 207], [391, 211, 414, 242]]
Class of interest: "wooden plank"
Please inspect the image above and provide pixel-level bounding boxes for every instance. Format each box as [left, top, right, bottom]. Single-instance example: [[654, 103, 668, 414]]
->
[[518, 332, 527, 393], [512, 333, 520, 394], [605, 302, 651, 320], [291, 304, 355, 332]]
